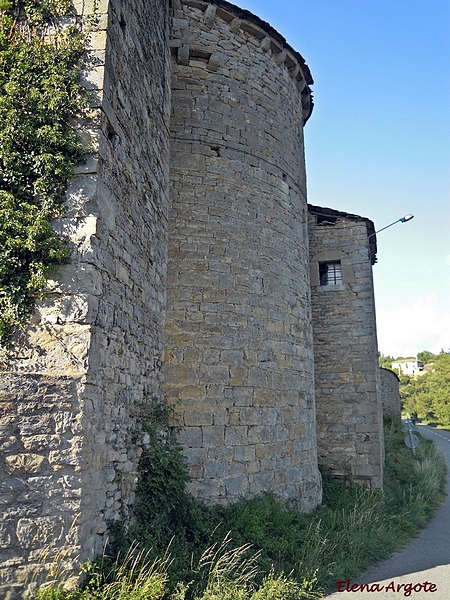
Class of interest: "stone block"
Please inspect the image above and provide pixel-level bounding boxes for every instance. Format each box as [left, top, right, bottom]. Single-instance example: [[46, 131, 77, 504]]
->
[[224, 426, 248, 446], [177, 427, 203, 448], [18, 416, 54, 436], [234, 445, 256, 462], [253, 388, 276, 407], [204, 461, 228, 478], [63, 174, 98, 215], [247, 368, 269, 387], [89, 30, 107, 51], [250, 470, 274, 493], [164, 364, 197, 385], [0, 521, 15, 549], [224, 475, 249, 497], [239, 407, 263, 426], [184, 409, 214, 426], [22, 435, 62, 452], [229, 367, 248, 386], [186, 478, 222, 502], [16, 517, 65, 549], [199, 365, 230, 385], [5, 454, 46, 476], [180, 385, 207, 400], [0, 435, 19, 453], [81, 65, 105, 91], [231, 387, 254, 406], [183, 446, 206, 468], [202, 426, 225, 447], [48, 447, 85, 469], [220, 349, 244, 366], [248, 425, 272, 445]]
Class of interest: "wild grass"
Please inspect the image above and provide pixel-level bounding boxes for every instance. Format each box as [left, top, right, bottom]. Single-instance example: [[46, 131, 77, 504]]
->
[[34, 543, 169, 600], [34, 416, 447, 599], [33, 536, 316, 600]]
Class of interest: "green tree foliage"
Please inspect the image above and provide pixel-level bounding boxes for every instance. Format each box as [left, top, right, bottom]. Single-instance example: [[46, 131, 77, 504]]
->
[[378, 353, 394, 370], [417, 350, 436, 364], [0, 0, 88, 344], [399, 351, 450, 426]]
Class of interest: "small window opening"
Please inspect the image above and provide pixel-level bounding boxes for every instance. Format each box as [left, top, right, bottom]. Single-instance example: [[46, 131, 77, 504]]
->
[[319, 261, 342, 286], [316, 214, 337, 225]]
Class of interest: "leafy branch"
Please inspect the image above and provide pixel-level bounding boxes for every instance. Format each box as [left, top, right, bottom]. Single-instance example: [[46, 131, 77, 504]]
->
[[0, 0, 89, 345]]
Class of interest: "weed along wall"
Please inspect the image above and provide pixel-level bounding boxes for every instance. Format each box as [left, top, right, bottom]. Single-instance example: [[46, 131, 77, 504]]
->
[[308, 206, 384, 487], [164, 0, 322, 509]]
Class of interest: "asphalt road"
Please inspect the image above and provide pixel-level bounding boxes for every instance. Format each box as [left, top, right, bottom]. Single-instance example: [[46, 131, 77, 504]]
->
[[323, 423, 450, 599]]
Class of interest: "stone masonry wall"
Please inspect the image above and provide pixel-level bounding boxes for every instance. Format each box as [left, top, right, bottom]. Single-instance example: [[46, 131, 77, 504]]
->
[[164, 0, 322, 510], [0, 0, 388, 595], [0, 0, 171, 596], [308, 206, 384, 487], [380, 368, 401, 416], [88, 0, 171, 523]]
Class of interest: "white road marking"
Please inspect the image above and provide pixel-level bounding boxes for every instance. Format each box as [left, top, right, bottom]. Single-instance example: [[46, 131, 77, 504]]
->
[[418, 424, 450, 442]]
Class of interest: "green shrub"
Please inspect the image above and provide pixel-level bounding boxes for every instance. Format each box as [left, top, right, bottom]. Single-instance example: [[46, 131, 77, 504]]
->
[[109, 398, 223, 590], [0, 0, 89, 344]]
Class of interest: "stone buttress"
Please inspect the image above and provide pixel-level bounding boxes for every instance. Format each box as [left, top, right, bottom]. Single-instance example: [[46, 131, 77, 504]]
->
[[0, 0, 171, 595]]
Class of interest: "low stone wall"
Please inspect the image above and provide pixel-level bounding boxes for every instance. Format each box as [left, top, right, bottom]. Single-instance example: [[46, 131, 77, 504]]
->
[[380, 368, 401, 416]]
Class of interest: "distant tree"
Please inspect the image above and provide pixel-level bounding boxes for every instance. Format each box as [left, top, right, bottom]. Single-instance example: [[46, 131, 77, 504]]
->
[[417, 350, 437, 364], [379, 354, 395, 369], [429, 353, 450, 426], [399, 374, 413, 412], [399, 352, 450, 425]]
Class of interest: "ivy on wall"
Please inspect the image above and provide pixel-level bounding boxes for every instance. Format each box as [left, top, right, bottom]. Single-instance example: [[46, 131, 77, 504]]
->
[[0, 0, 89, 345]]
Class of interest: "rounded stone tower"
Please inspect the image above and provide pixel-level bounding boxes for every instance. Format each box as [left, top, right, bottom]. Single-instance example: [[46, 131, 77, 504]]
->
[[164, 0, 321, 510]]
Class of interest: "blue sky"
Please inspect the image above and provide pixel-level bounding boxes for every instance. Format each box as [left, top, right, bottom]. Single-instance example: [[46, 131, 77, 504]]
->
[[235, 0, 450, 358]]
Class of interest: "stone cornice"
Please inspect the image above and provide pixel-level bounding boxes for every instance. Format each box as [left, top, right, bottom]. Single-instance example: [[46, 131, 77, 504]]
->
[[171, 0, 314, 122]]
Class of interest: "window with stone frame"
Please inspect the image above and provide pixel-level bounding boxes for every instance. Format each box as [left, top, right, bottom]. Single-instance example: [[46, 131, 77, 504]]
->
[[319, 261, 342, 286]]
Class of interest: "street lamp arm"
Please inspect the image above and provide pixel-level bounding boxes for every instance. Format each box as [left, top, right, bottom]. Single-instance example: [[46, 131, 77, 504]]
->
[[368, 214, 414, 239]]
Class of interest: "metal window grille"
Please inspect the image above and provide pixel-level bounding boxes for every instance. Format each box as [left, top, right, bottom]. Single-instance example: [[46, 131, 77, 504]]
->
[[319, 261, 342, 286]]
